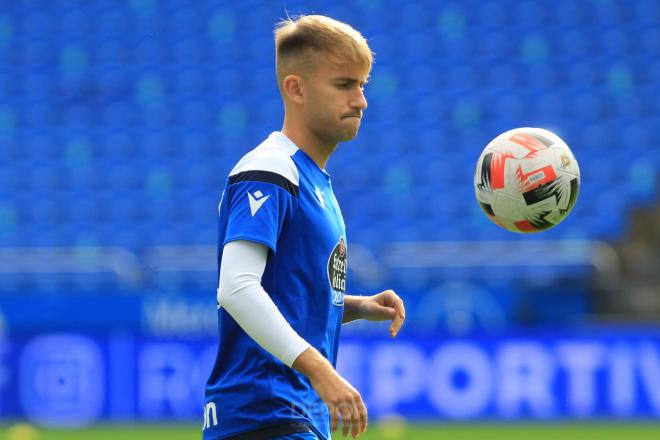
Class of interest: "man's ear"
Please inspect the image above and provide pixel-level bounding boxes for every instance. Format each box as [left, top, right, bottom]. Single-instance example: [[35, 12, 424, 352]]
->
[[282, 75, 305, 104]]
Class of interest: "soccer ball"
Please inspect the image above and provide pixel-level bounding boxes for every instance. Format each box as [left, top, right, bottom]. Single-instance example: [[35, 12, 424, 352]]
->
[[474, 127, 580, 233]]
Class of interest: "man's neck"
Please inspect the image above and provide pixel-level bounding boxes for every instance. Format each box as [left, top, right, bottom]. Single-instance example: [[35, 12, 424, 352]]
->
[[281, 119, 336, 170]]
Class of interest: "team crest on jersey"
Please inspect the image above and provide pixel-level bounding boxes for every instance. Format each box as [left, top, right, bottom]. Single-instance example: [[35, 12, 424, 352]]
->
[[327, 237, 347, 306]]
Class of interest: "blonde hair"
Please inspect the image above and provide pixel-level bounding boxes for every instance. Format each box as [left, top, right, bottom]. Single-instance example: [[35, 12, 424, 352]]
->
[[274, 15, 373, 88]]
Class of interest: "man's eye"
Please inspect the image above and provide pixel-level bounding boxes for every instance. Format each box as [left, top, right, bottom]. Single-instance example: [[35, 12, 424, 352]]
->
[[337, 83, 350, 89]]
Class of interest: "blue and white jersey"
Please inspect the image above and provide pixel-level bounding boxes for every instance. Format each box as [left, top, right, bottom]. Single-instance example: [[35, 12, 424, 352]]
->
[[204, 132, 347, 440]]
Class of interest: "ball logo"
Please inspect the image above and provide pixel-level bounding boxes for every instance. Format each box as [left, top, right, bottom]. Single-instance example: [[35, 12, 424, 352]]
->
[[560, 153, 571, 169], [327, 237, 347, 306], [527, 171, 545, 184]]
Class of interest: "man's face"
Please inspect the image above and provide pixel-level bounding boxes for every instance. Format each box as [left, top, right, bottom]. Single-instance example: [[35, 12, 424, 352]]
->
[[302, 56, 369, 145]]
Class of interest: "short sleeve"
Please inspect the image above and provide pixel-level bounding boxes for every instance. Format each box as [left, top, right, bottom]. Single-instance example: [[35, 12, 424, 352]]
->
[[224, 170, 299, 254]]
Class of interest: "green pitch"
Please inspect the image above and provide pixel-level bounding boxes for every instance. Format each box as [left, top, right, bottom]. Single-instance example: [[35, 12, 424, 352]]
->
[[4, 423, 660, 440]]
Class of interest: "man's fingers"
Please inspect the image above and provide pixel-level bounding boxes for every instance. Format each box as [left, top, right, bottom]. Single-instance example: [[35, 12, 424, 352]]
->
[[390, 291, 406, 319], [339, 403, 352, 437], [337, 399, 362, 438], [389, 312, 404, 336], [357, 396, 368, 433], [386, 290, 406, 319], [388, 292, 405, 337], [352, 410, 360, 438], [330, 404, 340, 432], [389, 315, 404, 337], [378, 305, 397, 320], [349, 398, 362, 438]]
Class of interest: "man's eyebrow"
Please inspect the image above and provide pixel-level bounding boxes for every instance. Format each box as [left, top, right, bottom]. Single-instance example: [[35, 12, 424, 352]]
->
[[333, 77, 368, 84]]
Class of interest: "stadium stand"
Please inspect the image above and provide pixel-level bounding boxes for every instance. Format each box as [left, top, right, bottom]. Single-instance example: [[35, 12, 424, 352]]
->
[[0, 0, 658, 327]]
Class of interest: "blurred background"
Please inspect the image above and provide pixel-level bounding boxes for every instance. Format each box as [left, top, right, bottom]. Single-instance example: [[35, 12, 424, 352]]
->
[[1, 0, 659, 438]]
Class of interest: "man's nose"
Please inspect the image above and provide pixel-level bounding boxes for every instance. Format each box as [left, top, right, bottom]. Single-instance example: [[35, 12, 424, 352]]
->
[[352, 89, 368, 111]]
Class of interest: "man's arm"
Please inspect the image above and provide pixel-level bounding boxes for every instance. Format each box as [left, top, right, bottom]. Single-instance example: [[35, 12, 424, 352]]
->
[[292, 347, 367, 437], [342, 291, 406, 338], [342, 295, 365, 324], [217, 240, 310, 366], [218, 240, 367, 437]]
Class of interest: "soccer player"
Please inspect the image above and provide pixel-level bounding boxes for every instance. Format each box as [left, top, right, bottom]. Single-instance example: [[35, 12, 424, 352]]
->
[[204, 15, 406, 440]]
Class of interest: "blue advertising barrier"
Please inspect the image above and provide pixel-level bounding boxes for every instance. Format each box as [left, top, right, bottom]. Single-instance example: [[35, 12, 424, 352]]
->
[[1, 330, 659, 427]]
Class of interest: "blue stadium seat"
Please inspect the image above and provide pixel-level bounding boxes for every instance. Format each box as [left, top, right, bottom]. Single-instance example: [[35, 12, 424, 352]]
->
[[556, 0, 586, 27], [514, 1, 545, 23], [593, 0, 624, 25], [476, 2, 507, 29], [172, 37, 208, 65], [0, 0, 655, 301], [634, 0, 660, 25]]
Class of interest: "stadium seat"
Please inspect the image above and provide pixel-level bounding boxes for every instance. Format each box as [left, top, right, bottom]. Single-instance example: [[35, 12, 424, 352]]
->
[[0, 0, 655, 311]]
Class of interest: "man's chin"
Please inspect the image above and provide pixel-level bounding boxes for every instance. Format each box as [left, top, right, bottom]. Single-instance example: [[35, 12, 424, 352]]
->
[[338, 127, 360, 142]]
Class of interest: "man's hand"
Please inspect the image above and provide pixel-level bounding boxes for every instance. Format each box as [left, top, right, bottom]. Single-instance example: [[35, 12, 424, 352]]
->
[[293, 348, 367, 438], [344, 290, 406, 337], [359, 290, 406, 337]]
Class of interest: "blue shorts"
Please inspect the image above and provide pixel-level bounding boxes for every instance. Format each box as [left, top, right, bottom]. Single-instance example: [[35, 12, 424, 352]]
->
[[270, 433, 320, 440]]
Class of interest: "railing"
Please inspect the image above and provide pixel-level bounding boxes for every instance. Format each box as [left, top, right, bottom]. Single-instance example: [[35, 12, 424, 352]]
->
[[0, 240, 620, 290], [0, 246, 143, 288], [382, 240, 620, 274]]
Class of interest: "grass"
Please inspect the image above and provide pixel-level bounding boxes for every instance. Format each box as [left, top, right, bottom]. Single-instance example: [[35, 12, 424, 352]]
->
[[3, 422, 660, 440]]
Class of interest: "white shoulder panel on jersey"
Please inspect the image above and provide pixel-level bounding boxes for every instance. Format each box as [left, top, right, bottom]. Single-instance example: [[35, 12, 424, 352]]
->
[[229, 132, 300, 186]]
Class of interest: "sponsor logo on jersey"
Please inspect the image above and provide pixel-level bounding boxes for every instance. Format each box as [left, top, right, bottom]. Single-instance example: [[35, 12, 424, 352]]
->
[[327, 237, 347, 306], [314, 186, 326, 209], [202, 401, 218, 429], [247, 190, 270, 216]]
